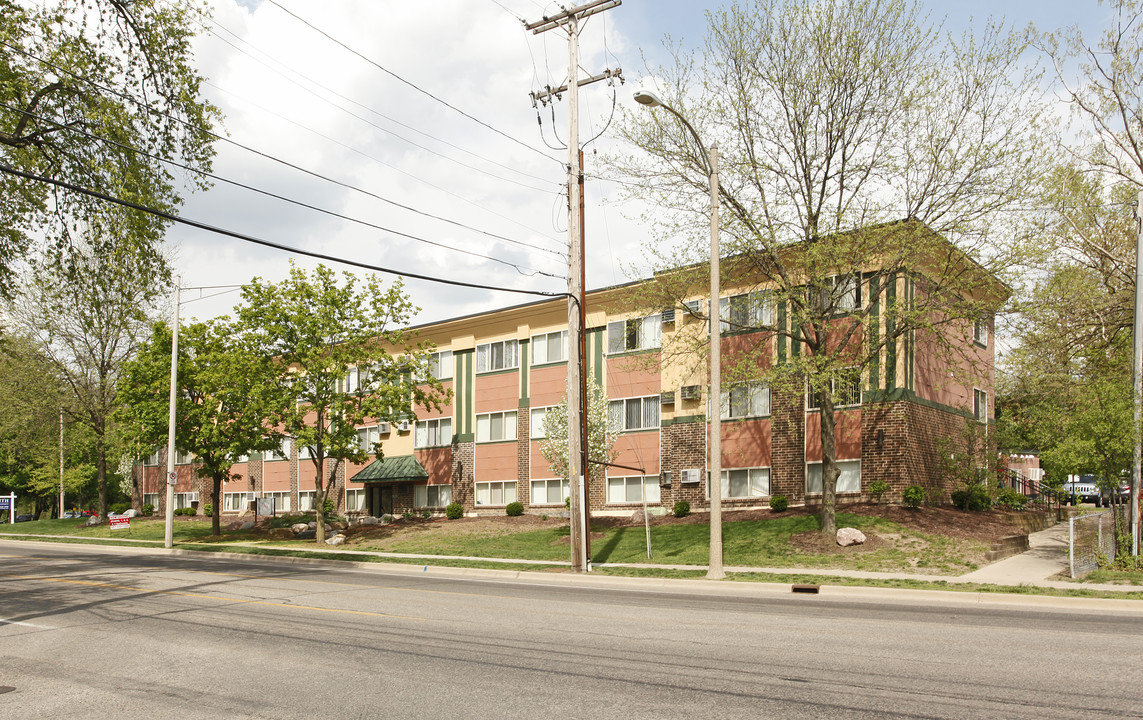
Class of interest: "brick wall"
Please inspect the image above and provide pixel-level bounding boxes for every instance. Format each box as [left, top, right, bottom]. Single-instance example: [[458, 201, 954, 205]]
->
[[770, 380, 806, 503], [661, 420, 706, 509], [517, 407, 530, 506], [453, 440, 475, 512]]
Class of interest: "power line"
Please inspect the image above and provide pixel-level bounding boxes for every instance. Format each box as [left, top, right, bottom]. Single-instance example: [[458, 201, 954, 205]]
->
[[0, 44, 567, 259], [0, 162, 568, 299], [264, 0, 560, 166], [0, 100, 566, 276], [204, 20, 559, 192]]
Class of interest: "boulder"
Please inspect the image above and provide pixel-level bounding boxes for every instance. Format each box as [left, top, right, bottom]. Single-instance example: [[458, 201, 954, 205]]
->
[[630, 509, 646, 524], [325, 534, 346, 546], [358, 516, 379, 526], [307, 521, 317, 531], [295, 530, 316, 540], [240, 521, 254, 531], [291, 523, 310, 534], [330, 521, 347, 531], [122, 508, 139, 518], [86, 515, 102, 526], [836, 527, 867, 547]]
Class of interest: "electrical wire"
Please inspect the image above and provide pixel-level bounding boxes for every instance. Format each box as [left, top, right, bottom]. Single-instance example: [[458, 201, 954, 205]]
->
[[0, 99, 567, 271], [0, 162, 569, 299], [264, 0, 560, 166], [203, 21, 558, 192]]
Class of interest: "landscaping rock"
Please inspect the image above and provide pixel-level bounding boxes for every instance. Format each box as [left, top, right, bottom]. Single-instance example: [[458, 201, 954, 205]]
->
[[122, 508, 138, 518], [358, 516, 379, 526], [240, 521, 254, 531], [331, 521, 347, 531], [291, 523, 310, 534], [630, 509, 646, 524], [836, 527, 866, 546], [86, 515, 102, 526], [325, 534, 346, 546], [295, 530, 316, 540], [307, 521, 317, 531]]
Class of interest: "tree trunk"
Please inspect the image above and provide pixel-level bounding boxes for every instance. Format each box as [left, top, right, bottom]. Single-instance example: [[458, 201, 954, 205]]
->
[[819, 395, 839, 536], [96, 439, 109, 519], [313, 457, 325, 544], [211, 473, 223, 536]]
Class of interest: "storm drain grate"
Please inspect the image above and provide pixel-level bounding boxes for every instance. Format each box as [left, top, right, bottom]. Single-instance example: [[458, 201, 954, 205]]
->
[[791, 584, 820, 594]]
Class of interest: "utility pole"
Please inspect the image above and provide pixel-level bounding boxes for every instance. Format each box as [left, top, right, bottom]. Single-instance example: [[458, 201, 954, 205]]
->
[[59, 407, 64, 519], [1133, 192, 1142, 556], [525, 0, 621, 572], [165, 276, 180, 550]]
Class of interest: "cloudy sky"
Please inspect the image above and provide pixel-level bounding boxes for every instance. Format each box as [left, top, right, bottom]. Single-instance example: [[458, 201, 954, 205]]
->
[[171, 0, 1107, 325]]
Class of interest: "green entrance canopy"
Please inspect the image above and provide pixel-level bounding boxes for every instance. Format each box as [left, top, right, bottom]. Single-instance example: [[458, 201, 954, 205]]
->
[[350, 455, 429, 484]]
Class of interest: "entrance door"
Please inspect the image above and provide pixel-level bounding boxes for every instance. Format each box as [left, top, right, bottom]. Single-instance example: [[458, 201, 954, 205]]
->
[[368, 486, 395, 517]]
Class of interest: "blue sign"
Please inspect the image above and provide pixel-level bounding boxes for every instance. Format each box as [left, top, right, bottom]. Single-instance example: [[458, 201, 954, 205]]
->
[[0, 498, 10, 510]]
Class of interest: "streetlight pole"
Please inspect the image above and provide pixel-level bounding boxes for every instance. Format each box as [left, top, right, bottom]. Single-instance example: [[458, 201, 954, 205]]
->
[[165, 277, 180, 549], [634, 89, 725, 579]]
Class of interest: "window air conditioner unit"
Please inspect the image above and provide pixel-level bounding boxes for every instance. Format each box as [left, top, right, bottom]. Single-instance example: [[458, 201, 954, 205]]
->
[[660, 391, 675, 406], [681, 385, 701, 401], [659, 471, 672, 488], [661, 308, 675, 324], [680, 468, 701, 485], [247, 492, 256, 501], [378, 422, 390, 434], [188, 492, 200, 502], [398, 420, 410, 432]]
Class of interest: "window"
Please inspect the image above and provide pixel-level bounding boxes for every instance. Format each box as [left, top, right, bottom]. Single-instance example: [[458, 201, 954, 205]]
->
[[143, 451, 160, 466], [806, 371, 861, 409], [814, 273, 861, 314], [682, 299, 702, 319], [346, 489, 367, 513], [357, 426, 384, 454], [173, 492, 197, 510], [476, 340, 518, 373], [806, 460, 861, 494], [175, 449, 194, 465], [973, 318, 989, 347], [711, 468, 770, 499], [531, 478, 570, 505], [974, 388, 988, 423], [606, 314, 661, 354], [722, 382, 770, 419], [720, 291, 772, 332], [223, 492, 249, 512], [263, 491, 290, 513], [428, 350, 453, 380], [606, 476, 661, 504], [475, 480, 517, 506], [476, 411, 517, 443], [530, 407, 552, 439], [267, 436, 291, 461], [298, 491, 316, 512], [608, 396, 660, 432], [143, 493, 158, 509], [415, 418, 452, 447], [414, 484, 453, 508], [337, 367, 360, 394], [298, 442, 314, 461], [531, 330, 568, 365]]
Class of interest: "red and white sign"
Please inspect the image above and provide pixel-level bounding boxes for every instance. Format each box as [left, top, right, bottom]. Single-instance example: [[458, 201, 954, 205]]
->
[[109, 516, 130, 531]]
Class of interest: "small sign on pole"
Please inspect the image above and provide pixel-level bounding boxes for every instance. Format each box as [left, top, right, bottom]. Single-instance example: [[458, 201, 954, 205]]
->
[[167, 471, 177, 486]]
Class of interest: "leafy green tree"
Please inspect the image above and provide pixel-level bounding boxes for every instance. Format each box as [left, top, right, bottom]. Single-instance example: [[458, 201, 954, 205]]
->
[[0, 0, 218, 298], [613, 0, 1045, 533], [13, 220, 163, 518], [119, 320, 278, 536], [234, 264, 447, 543]]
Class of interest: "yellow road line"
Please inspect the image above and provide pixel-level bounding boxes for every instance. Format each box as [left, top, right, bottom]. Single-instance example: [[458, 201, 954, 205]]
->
[[0, 573, 424, 621]]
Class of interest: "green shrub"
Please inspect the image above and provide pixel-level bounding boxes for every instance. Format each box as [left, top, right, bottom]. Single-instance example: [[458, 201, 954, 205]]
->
[[540, 514, 548, 521], [422, 509, 433, 519], [445, 502, 463, 520], [141, 503, 154, 517], [564, 496, 571, 509], [902, 485, 924, 508], [672, 500, 690, 518], [110, 502, 129, 515], [505, 501, 524, 517], [770, 495, 788, 512], [323, 498, 335, 516], [951, 485, 992, 512], [174, 506, 197, 517], [381, 514, 395, 523], [868, 480, 890, 503], [994, 487, 1027, 511], [202, 503, 213, 517], [402, 511, 414, 520]]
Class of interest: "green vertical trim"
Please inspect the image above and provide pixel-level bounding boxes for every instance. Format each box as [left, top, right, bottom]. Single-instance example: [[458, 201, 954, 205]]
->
[[868, 275, 880, 391], [792, 323, 801, 357], [885, 273, 897, 390], [519, 339, 529, 402], [455, 349, 475, 439], [588, 327, 604, 386], [777, 301, 787, 363], [906, 277, 915, 391]]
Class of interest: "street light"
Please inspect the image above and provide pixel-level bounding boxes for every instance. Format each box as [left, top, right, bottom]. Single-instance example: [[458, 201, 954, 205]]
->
[[635, 88, 725, 580]]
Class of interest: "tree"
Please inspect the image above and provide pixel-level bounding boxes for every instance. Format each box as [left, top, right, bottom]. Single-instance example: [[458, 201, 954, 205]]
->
[[234, 264, 447, 544], [0, 0, 218, 298], [118, 320, 277, 536], [613, 0, 1045, 533], [539, 382, 619, 495], [12, 219, 163, 519]]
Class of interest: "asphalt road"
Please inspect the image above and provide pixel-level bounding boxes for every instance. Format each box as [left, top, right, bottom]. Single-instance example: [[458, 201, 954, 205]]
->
[[1, 541, 1141, 719]]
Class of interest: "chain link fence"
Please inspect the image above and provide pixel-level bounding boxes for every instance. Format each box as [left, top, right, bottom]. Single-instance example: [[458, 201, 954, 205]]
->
[[1069, 509, 1117, 578]]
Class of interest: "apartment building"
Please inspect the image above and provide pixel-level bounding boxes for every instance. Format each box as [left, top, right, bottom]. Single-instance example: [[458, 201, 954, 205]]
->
[[136, 230, 996, 518]]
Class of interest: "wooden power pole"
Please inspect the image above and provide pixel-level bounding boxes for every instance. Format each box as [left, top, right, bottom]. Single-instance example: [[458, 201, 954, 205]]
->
[[525, 0, 622, 572]]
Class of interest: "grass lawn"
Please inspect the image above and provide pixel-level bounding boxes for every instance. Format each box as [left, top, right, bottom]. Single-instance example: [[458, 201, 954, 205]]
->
[[0, 516, 225, 543]]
